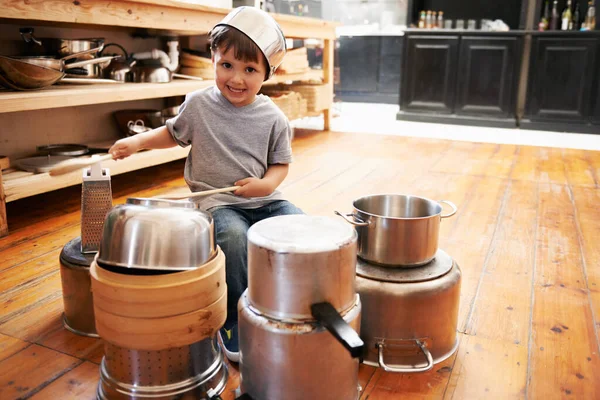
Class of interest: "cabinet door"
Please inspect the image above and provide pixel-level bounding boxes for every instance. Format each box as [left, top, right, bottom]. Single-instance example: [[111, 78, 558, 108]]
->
[[378, 37, 403, 95], [593, 59, 600, 124], [455, 36, 520, 118], [337, 36, 380, 93], [527, 37, 597, 122], [401, 35, 459, 113]]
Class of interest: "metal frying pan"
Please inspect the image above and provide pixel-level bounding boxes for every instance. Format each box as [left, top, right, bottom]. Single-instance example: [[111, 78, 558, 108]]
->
[[0, 47, 116, 90]]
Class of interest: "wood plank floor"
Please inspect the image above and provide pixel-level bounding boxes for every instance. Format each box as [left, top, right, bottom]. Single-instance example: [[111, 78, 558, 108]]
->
[[1, 129, 599, 399]]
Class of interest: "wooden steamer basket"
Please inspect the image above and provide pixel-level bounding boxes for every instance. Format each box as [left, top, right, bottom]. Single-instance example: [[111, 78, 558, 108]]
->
[[91, 248, 228, 400]]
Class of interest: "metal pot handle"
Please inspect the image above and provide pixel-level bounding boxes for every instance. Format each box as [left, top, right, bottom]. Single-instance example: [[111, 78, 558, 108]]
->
[[439, 200, 457, 218], [311, 302, 364, 358], [377, 340, 434, 373], [334, 211, 369, 227]]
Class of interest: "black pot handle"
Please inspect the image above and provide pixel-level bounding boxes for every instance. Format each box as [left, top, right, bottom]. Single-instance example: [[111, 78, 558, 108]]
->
[[236, 394, 254, 400], [310, 302, 364, 358]]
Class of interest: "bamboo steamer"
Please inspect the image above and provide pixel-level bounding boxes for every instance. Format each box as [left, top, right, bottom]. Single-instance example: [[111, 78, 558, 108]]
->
[[90, 248, 225, 318], [90, 246, 227, 351], [94, 291, 227, 351]]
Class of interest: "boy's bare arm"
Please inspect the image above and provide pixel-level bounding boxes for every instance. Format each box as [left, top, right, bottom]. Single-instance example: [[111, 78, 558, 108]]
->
[[109, 126, 177, 160], [234, 163, 289, 198]]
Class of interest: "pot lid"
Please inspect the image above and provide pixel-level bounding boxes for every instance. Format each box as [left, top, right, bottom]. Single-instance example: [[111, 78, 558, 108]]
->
[[356, 249, 453, 283], [60, 237, 96, 267]]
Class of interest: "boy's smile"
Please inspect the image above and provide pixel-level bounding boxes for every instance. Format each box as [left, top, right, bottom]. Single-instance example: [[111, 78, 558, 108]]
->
[[212, 46, 267, 107]]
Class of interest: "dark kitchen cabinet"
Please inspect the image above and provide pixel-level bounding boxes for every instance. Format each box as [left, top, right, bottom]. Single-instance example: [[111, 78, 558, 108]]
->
[[401, 35, 459, 114], [335, 35, 402, 104], [378, 36, 403, 95], [591, 52, 600, 125], [455, 36, 520, 118], [337, 36, 380, 93], [526, 37, 597, 123]]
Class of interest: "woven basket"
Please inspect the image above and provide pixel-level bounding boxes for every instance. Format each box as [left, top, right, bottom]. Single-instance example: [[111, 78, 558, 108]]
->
[[269, 83, 332, 112], [262, 90, 308, 121]]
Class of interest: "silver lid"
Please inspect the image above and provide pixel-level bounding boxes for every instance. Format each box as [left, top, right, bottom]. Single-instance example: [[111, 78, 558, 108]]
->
[[214, 6, 286, 80]]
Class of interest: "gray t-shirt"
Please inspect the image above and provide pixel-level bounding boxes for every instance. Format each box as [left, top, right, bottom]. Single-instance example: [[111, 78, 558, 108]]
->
[[166, 86, 292, 210]]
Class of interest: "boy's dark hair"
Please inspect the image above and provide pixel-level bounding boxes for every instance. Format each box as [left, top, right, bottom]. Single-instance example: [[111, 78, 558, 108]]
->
[[209, 25, 270, 80]]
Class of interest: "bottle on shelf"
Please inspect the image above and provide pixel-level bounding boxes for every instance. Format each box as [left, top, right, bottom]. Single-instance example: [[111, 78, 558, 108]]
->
[[437, 11, 444, 29], [425, 10, 432, 28], [573, 2, 581, 29], [550, 0, 560, 29], [585, 0, 596, 29], [562, 0, 573, 30], [418, 10, 426, 28], [539, 0, 551, 30]]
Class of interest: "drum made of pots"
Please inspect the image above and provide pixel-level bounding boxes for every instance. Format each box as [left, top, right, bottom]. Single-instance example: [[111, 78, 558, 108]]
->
[[336, 194, 457, 267], [247, 215, 358, 320], [356, 249, 461, 372], [239, 292, 362, 400]]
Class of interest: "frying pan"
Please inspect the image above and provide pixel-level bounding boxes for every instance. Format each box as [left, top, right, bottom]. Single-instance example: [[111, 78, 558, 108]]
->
[[0, 47, 116, 90]]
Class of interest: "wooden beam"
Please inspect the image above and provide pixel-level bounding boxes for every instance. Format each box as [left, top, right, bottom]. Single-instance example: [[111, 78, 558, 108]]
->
[[322, 38, 335, 130], [0, 170, 7, 237], [0, 0, 337, 39]]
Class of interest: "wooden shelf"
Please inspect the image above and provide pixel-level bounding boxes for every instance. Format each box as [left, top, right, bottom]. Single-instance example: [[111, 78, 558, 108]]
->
[[0, 0, 337, 39], [0, 80, 213, 114], [0, 0, 337, 236], [3, 145, 190, 203], [0, 69, 324, 114]]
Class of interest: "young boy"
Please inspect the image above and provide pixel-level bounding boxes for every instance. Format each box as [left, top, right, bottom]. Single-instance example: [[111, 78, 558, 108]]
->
[[109, 7, 303, 363]]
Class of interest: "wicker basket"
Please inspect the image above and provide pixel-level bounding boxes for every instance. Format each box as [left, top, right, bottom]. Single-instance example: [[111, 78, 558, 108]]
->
[[262, 90, 308, 121], [268, 83, 332, 113]]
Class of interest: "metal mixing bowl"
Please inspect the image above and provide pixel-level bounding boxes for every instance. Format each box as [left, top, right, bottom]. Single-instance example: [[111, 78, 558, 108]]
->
[[98, 198, 216, 271]]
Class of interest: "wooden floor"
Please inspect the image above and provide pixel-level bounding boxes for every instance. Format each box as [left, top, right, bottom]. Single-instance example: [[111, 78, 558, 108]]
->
[[1, 128, 600, 399]]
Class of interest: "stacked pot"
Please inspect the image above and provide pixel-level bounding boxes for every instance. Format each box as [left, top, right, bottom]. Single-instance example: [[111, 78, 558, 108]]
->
[[337, 194, 462, 372], [90, 198, 228, 400], [239, 215, 364, 400]]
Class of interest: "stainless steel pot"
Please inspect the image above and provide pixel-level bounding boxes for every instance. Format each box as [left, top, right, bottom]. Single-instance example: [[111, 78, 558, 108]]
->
[[98, 198, 216, 272], [239, 292, 362, 400], [59, 237, 98, 337], [240, 215, 365, 399], [356, 249, 461, 372], [336, 194, 457, 267], [247, 214, 358, 320], [0, 49, 116, 90]]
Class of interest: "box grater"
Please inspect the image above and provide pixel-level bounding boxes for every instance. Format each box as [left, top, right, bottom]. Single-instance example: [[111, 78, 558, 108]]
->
[[80, 161, 113, 254]]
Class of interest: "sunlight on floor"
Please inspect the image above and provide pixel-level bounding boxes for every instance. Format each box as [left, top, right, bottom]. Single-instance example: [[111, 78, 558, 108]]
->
[[293, 102, 600, 151]]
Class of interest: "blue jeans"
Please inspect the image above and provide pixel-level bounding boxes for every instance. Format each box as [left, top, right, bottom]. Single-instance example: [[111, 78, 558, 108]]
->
[[209, 200, 304, 329]]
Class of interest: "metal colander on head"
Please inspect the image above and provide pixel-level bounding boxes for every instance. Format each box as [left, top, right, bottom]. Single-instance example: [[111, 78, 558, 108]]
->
[[80, 161, 112, 253]]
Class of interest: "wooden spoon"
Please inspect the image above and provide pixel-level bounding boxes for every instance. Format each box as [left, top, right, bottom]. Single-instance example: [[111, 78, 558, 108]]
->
[[156, 186, 239, 200], [48, 154, 113, 176]]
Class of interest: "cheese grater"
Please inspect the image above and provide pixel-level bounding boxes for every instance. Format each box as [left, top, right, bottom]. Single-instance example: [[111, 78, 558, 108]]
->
[[80, 160, 113, 253]]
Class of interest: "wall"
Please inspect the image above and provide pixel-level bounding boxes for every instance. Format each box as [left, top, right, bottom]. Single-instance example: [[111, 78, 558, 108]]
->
[[410, 0, 523, 29], [322, 0, 408, 27]]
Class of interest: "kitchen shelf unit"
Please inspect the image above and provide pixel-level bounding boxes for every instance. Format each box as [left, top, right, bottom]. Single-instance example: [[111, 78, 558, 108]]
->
[[0, 0, 338, 237]]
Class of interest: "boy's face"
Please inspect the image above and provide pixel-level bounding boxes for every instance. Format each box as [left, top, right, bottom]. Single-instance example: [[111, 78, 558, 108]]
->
[[212, 46, 267, 107]]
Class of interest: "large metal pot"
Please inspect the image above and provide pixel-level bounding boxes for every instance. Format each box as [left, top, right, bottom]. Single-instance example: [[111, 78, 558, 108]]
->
[[336, 194, 457, 267], [247, 214, 358, 320], [239, 293, 362, 400], [240, 215, 365, 400], [356, 249, 461, 372], [98, 197, 216, 272]]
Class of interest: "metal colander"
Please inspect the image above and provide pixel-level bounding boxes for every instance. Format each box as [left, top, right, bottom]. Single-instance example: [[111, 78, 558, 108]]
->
[[97, 337, 227, 400], [80, 161, 112, 253]]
